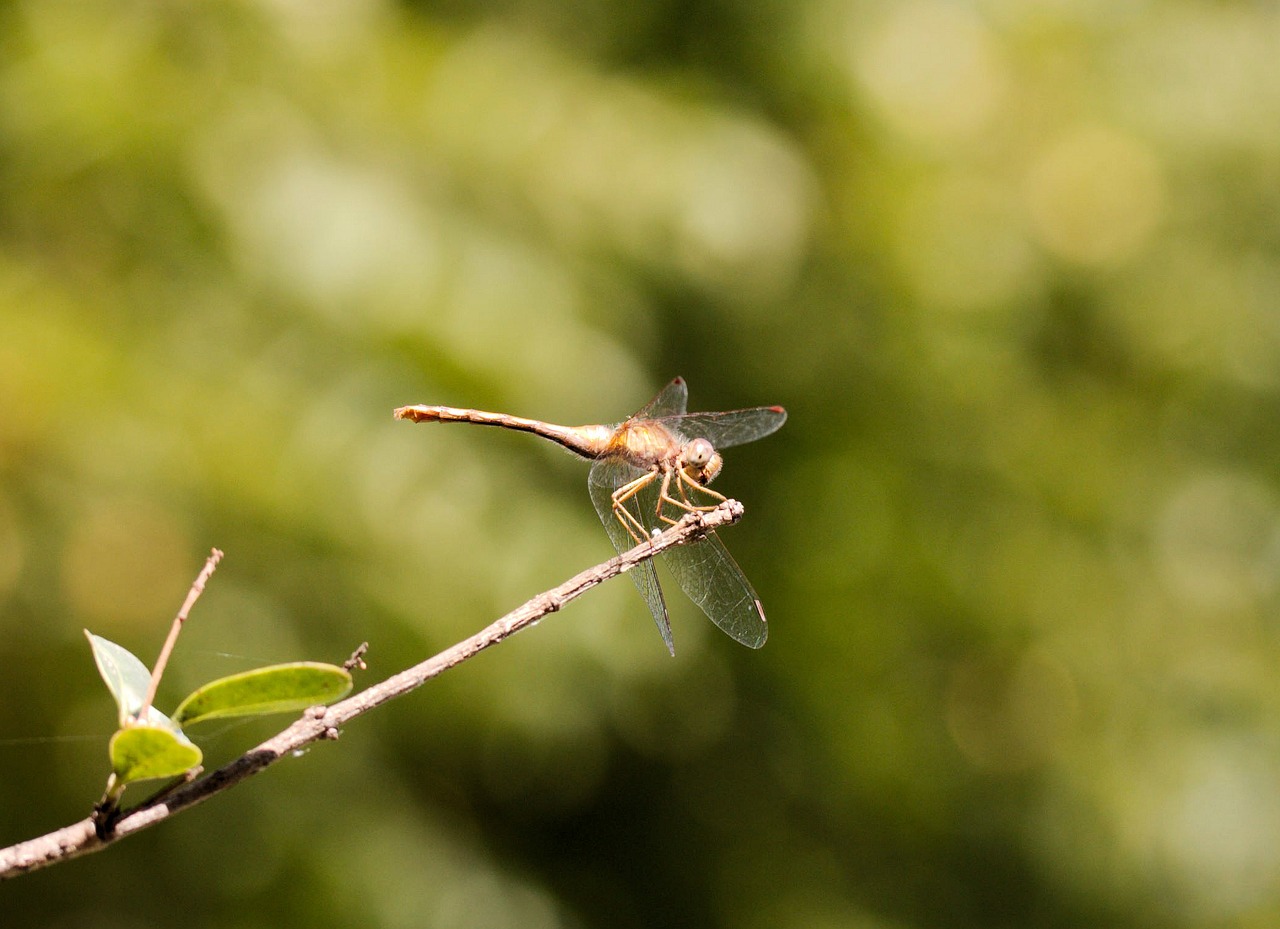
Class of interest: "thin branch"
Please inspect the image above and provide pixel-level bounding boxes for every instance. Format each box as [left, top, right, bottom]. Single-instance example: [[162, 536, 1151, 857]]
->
[[139, 549, 223, 721], [0, 499, 744, 881]]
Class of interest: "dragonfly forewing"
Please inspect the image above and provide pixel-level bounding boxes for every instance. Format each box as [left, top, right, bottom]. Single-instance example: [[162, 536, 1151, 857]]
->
[[662, 407, 788, 449]]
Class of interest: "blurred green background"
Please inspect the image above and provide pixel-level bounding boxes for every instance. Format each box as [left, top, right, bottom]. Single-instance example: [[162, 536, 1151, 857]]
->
[[3, 0, 1280, 926]]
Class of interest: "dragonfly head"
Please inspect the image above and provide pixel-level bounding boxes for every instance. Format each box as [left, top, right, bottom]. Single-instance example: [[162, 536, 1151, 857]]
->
[[682, 437, 723, 484]]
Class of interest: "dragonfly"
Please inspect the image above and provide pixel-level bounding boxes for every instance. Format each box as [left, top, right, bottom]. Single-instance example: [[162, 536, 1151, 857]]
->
[[394, 377, 787, 654]]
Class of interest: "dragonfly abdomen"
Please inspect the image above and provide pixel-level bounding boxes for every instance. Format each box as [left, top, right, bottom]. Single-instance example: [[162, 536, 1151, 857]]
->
[[393, 405, 614, 459]]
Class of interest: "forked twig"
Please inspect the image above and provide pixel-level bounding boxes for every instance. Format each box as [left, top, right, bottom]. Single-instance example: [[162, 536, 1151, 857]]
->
[[0, 500, 744, 881]]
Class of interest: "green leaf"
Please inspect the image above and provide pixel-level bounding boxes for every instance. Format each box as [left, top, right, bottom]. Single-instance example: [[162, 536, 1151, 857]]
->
[[109, 725, 202, 785], [86, 631, 155, 727], [171, 662, 353, 727]]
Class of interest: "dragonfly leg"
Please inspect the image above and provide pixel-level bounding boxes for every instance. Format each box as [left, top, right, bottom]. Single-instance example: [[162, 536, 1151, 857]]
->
[[656, 467, 727, 525], [656, 468, 681, 526], [611, 469, 659, 543], [678, 467, 727, 510]]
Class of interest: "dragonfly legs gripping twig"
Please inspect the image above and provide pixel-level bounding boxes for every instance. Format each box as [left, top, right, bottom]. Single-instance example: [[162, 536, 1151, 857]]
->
[[610, 464, 729, 544], [659, 466, 728, 526]]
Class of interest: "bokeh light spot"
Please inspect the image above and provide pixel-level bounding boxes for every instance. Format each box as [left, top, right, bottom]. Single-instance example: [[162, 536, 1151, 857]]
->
[[1153, 471, 1280, 612], [891, 172, 1037, 314], [1025, 125, 1165, 265], [853, 1, 1007, 144], [1154, 735, 1280, 920]]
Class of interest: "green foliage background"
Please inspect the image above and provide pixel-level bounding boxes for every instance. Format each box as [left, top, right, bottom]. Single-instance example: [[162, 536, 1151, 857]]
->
[[3, 1, 1280, 927]]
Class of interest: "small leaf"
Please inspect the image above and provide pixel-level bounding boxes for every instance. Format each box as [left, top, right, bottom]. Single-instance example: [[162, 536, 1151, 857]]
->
[[86, 631, 155, 726], [172, 662, 353, 727], [137, 703, 187, 736], [109, 725, 202, 785]]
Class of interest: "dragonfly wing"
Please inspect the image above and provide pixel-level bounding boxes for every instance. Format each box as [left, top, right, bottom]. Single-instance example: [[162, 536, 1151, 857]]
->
[[662, 531, 768, 648], [663, 406, 787, 449], [632, 377, 689, 421], [588, 457, 675, 655]]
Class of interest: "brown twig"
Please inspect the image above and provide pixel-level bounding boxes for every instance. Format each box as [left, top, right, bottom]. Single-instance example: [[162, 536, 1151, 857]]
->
[[139, 549, 223, 721], [342, 642, 369, 672], [0, 499, 744, 881]]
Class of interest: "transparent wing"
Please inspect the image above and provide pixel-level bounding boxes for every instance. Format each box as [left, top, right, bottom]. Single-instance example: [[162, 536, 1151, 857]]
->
[[659, 406, 787, 449], [588, 456, 674, 655], [631, 377, 688, 421], [663, 532, 768, 648]]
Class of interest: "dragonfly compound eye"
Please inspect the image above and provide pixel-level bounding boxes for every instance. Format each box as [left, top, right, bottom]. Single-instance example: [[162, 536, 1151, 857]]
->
[[685, 438, 715, 468]]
